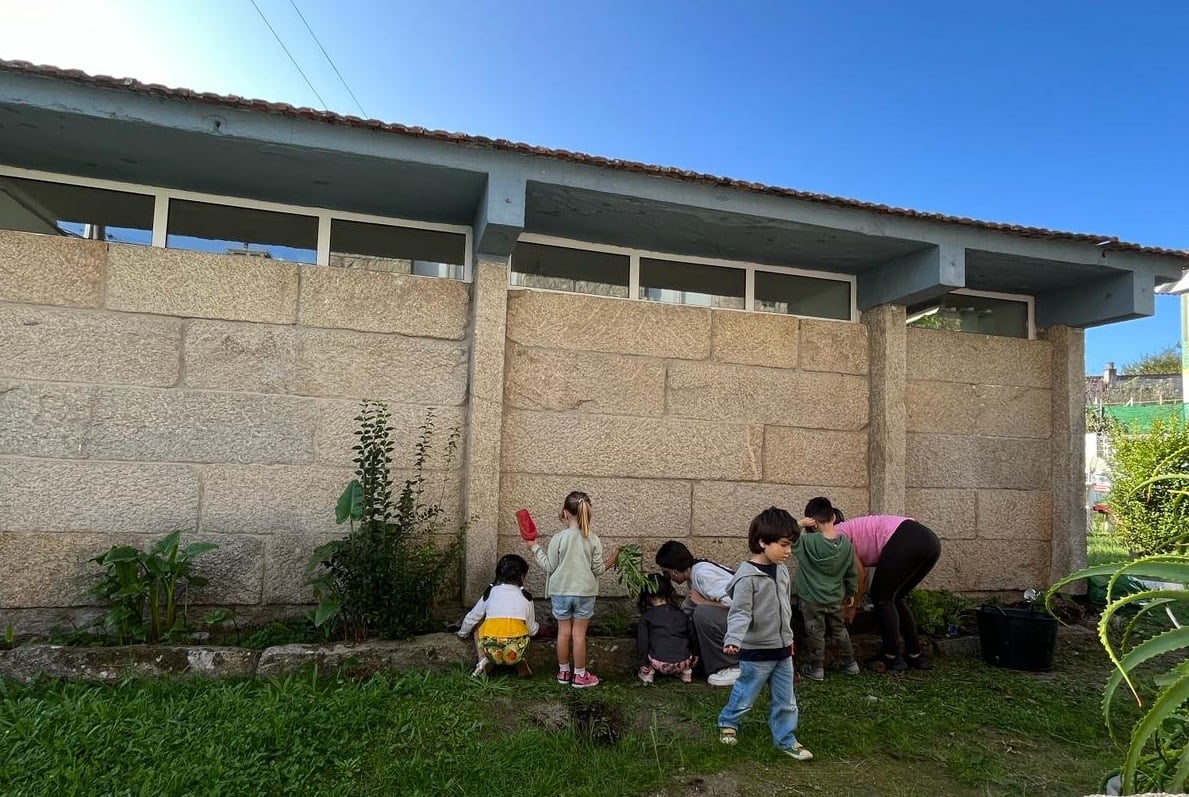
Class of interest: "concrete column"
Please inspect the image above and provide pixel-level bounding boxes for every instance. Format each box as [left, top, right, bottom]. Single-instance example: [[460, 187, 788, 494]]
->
[[462, 259, 510, 601], [1041, 324, 1087, 585], [863, 303, 907, 515]]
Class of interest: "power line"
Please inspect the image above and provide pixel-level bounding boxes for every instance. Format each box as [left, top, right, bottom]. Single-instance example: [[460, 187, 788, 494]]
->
[[248, 0, 329, 110], [289, 0, 368, 118]]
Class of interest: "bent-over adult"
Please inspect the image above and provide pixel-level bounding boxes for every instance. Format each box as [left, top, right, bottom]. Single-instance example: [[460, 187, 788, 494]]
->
[[833, 509, 941, 672]]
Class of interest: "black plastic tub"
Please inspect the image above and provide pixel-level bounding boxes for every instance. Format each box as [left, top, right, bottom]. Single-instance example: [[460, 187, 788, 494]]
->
[[976, 605, 1058, 672]]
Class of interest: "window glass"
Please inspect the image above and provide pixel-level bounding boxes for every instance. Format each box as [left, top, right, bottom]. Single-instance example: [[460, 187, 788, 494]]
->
[[330, 219, 466, 278], [511, 242, 629, 297], [640, 258, 745, 309], [907, 293, 1029, 338], [166, 199, 317, 263], [0, 176, 152, 245], [755, 271, 851, 320]]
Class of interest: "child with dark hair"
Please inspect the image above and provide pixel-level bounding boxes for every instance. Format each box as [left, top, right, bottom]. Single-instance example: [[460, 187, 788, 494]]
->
[[527, 491, 619, 688], [795, 497, 859, 681], [655, 540, 739, 686], [635, 573, 698, 685], [717, 507, 812, 761], [458, 554, 539, 678]]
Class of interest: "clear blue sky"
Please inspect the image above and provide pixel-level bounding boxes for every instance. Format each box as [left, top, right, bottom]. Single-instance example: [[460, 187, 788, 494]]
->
[[4, 0, 1187, 372]]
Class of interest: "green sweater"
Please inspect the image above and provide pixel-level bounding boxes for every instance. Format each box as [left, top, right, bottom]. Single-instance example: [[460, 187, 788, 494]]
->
[[793, 531, 858, 605], [532, 527, 605, 597]]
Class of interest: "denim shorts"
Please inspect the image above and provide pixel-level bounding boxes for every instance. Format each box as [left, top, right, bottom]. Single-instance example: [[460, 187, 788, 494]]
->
[[550, 595, 596, 620]]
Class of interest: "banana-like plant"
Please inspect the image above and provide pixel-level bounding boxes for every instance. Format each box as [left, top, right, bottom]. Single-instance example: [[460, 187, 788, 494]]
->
[[1048, 467, 1189, 794]]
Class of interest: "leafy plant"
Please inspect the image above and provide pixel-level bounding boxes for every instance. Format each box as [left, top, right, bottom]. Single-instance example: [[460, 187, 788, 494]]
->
[[86, 530, 218, 644], [1106, 416, 1189, 555], [614, 544, 649, 599], [306, 402, 464, 641], [2, 622, 14, 650], [908, 589, 975, 636]]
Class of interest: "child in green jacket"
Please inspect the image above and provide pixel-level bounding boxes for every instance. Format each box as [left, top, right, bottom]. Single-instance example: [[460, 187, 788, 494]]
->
[[794, 497, 859, 680]]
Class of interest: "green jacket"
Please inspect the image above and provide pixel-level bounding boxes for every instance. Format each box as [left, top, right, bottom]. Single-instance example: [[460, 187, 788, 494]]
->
[[793, 532, 858, 606]]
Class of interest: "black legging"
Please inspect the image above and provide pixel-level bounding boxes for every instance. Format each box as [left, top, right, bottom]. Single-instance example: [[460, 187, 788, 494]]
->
[[868, 520, 941, 657]]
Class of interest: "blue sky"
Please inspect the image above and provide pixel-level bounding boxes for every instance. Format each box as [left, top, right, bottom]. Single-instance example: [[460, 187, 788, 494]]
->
[[3, 0, 1186, 372]]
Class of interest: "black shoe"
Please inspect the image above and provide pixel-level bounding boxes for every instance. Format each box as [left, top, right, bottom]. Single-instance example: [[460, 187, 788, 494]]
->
[[905, 653, 932, 670], [865, 653, 908, 673]]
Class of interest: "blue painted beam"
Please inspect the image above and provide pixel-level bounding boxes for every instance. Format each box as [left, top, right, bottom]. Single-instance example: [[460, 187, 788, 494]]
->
[[857, 244, 965, 310], [472, 171, 525, 261], [1035, 270, 1155, 328]]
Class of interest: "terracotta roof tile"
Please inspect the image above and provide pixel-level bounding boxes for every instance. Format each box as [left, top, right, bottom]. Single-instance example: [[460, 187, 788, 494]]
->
[[2, 58, 1186, 260]]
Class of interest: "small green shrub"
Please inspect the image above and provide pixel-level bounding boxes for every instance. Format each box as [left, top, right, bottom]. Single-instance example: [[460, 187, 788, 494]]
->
[[306, 401, 464, 641], [86, 530, 218, 644], [908, 589, 974, 637], [1107, 416, 1189, 555]]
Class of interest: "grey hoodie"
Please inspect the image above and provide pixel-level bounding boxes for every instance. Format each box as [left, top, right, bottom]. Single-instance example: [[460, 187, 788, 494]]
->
[[723, 561, 795, 651]]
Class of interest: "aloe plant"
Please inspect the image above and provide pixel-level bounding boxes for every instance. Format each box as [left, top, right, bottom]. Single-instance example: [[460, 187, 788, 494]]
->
[[1048, 462, 1189, 793]]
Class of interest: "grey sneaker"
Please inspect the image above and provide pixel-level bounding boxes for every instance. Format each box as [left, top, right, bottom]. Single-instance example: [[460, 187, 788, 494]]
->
[[842, 660, 860, 676], [799, 664, 825, 681], [781, 743, 813, 761]]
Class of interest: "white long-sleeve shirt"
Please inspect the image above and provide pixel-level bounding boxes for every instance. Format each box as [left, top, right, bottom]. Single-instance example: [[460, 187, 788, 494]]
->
[[458, 584, 540, 637], [690, 561, 735, 607]]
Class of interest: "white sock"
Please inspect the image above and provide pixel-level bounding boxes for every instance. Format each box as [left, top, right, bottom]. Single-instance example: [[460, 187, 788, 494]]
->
[[559, 663, 572, 672], [574, 668, 587, 676]]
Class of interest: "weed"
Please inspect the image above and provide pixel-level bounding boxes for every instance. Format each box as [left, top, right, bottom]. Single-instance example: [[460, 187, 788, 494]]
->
[[307, 402, 465, 641], [86, 530, 218, 644]]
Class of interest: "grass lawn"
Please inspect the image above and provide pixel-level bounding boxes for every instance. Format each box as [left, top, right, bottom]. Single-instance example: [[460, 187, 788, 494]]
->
[[0, 631, 1120, 797]]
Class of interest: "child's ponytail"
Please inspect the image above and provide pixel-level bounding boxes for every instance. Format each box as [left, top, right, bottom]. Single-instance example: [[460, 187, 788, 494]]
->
[[563, 491, 594, 539]]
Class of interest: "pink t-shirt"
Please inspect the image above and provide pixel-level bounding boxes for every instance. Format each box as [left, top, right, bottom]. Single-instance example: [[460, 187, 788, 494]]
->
[[836, 515, 910, 567]]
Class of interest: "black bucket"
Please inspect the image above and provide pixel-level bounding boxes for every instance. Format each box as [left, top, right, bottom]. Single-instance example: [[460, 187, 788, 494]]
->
[[976, 605, 1058, 672]]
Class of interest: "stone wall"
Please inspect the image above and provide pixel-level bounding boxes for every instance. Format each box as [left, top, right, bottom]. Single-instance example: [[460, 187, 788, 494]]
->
[[0, 229, 1085, 627], [497, 290, 871, 596], [905, 327, 1055, 592], [0, 230, 470, 628]]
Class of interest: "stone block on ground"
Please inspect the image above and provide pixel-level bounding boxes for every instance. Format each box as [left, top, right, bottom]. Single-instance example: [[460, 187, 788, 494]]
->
[[0, 645, 260, 683]]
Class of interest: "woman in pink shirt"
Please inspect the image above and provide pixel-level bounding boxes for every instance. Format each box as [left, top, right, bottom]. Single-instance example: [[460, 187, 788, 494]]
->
[[820, 501, 941, 672]]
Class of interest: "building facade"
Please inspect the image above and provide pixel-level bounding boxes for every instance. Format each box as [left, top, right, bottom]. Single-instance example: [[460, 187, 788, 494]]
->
[[1, 61, 1186, 629]]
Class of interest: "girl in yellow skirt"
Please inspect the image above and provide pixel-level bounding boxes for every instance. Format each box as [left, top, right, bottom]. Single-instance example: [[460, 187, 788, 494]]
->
[[458, 554, 540, 677]]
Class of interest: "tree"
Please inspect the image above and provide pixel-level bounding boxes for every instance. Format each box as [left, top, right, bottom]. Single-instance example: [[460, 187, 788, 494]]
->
[[1123, 344, 1182, 375]]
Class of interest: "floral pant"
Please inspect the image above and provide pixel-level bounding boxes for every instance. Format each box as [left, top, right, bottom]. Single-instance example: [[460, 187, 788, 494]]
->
[[479, 634, 530, 666]]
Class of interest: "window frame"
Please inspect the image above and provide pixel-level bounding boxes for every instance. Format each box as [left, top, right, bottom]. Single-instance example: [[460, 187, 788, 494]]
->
[[513, 232, 859, 322], [906, 288, 1036, 340], [0, 165, 474, 281]]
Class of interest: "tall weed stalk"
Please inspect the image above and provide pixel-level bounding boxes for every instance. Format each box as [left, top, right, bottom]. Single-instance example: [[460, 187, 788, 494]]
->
[[306, 401, 464, 641]]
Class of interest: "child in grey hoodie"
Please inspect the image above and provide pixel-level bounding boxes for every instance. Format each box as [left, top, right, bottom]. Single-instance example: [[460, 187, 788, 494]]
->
[[717, 507, 813, 761]]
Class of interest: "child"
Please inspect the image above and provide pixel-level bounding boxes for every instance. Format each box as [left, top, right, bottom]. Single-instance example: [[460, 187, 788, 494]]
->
[[636, 573, 698, 684], [457, 554, 539, 678], [794, 497, 859, 681], [655, 541, 739, 686], [526, 491, 618, 688], [718, 507, 812, 761]]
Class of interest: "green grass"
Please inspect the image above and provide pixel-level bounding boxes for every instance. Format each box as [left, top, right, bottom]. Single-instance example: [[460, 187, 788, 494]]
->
[[0, 634, 1121, 797]]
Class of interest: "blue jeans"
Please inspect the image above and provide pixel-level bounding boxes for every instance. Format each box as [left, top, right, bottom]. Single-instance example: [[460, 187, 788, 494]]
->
[[717, 658, 800, 750]]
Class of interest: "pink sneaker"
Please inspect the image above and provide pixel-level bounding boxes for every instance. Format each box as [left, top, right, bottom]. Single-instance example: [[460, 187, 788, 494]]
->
[[638, 667, 655, 685], [556, 669, 572, 684], [571, 671, 600, 688], [679, 668, 693, 683]]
